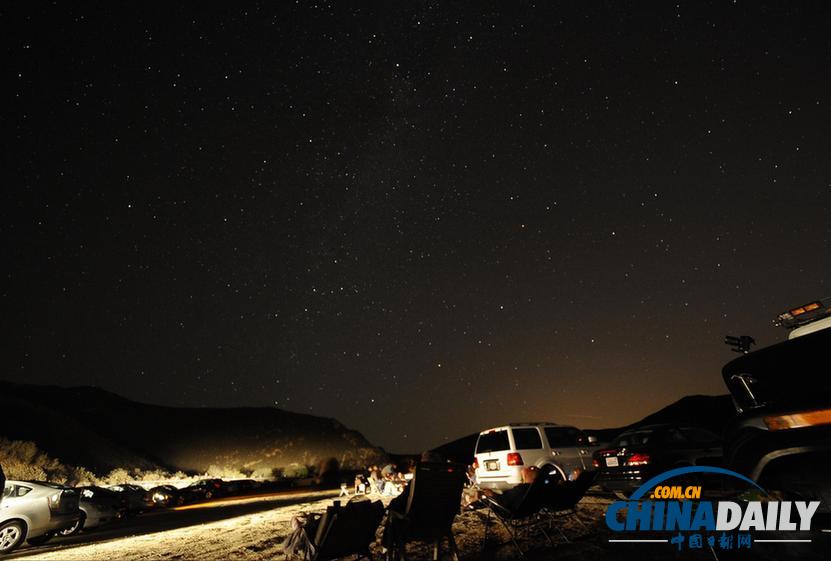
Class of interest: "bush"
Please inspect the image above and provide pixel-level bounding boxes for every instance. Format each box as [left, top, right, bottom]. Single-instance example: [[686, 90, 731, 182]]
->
[[283, 463, 309, 479], [0, 437, 98, 485]]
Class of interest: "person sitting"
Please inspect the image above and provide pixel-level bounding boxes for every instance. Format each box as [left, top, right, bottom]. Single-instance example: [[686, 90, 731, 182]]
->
[[354, 474, 368, 495], [368, 466, 385, 494], [481, 466, 539, 512]]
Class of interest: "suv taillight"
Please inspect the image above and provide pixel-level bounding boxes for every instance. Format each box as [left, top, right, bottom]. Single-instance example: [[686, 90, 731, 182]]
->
[[472, 456, 479, 469], [506, 452, 524, 466], [626, 453, 650, 466]]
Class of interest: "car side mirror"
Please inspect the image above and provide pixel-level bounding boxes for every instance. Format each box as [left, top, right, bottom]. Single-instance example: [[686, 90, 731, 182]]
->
[[587, 435, 598, 445]]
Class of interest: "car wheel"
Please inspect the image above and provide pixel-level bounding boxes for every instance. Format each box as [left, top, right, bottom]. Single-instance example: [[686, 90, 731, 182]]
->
[[57, 514, 86, 537], [0, 520, 26, 554], [26, 531, 54, 546]]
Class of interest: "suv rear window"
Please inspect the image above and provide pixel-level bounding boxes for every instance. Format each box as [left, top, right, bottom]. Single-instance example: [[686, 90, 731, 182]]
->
[[512, 428, 542, 450], [545, 427, 586, 447], [477, 430, 510, 453]]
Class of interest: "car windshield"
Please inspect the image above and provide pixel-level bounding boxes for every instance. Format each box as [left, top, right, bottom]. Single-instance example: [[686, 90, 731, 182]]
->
[[477, 430, 510, 453]]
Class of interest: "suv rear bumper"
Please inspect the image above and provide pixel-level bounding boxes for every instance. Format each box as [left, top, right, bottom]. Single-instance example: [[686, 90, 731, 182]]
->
[[475, 467, 523, 490]]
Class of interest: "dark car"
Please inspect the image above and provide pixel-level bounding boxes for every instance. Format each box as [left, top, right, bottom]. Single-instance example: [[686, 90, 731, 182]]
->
[[148, 485, 183, 508], [106, 484, 153, 514], [179, 479, 225, 503], [224, 479, 261, 496], [57, 486, 125, 536], [722, 304, 831, 521], [77, 486, 126, 511], [593, 424, 722, 497]]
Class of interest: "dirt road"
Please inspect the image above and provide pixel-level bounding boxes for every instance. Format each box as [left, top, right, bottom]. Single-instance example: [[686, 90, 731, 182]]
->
[[11, 489, 340, 561]]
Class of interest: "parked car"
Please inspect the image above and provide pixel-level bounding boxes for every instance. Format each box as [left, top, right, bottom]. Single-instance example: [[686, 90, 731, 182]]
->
[[473, 423, 594, 490], [722, 298, 831, 520], [180, 479, 224, 503], [0, 480, 81, 554], [57, 487, 124, 536], [148, 485, 183, 508], [224, 479, 260, 495], [593, 424, 722, 497], [105, 484, 153, 514]]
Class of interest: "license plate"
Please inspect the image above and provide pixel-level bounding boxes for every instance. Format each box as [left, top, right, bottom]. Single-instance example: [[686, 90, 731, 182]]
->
[[605, 457, 619, 467], [485, 460, 500, 471]]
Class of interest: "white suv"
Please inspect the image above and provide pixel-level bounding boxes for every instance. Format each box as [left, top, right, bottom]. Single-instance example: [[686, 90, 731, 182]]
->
[[473, 423, 593, 490]]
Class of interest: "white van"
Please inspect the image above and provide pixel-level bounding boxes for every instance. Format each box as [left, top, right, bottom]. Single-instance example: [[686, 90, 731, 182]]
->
[[473, 423, 593, 490]]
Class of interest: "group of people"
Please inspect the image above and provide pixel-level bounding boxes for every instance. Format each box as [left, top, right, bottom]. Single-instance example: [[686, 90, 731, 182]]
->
[[345, 461, 415, 498]]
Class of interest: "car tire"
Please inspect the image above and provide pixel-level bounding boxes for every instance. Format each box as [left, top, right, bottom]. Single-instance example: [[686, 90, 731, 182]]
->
[[0, 520, 26, 554], [57, 514, 86, 537], [26, 531, 54, 546]]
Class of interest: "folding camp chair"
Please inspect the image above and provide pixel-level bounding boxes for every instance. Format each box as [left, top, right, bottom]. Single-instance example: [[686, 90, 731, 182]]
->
[[539, 471, 596, 540], [385, 462, 467, 561], [481, 470, 563, 558], [297, 498, 384, 561]]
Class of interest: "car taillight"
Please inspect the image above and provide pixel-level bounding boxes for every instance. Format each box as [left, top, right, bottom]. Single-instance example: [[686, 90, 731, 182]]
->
[[47, 492, 61, 512], [506, 452, 524, 466], [626, 453, 650, 466], [764, 408, 831, 431], [472, 457, 479, 469], [592, 458, 600, 468]]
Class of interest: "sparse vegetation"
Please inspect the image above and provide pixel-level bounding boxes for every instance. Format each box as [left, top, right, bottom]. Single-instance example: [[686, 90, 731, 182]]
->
[[0, 437, 339, 488], [282, 463, 310, 479], [0, 437, 96, 486]]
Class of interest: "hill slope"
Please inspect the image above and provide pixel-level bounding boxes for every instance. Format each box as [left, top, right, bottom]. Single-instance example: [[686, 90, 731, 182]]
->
[[0, 380, 385, 475]]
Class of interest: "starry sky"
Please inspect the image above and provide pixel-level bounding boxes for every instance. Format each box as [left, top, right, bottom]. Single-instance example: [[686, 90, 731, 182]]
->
[[4, 2, 830, 452]]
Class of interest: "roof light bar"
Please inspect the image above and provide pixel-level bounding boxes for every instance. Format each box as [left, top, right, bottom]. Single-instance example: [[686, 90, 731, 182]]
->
[[775, 297, 830, 328]]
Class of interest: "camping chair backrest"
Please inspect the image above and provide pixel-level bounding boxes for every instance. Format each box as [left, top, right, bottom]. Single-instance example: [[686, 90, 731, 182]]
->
[[404, 462, 466, 535], [313, 499, 384, 560], [542, 470, 596, 512], [496, 469, 560, 519]]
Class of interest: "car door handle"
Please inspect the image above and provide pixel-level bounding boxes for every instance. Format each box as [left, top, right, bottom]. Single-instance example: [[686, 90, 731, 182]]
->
[[551, 451, 561, 456]]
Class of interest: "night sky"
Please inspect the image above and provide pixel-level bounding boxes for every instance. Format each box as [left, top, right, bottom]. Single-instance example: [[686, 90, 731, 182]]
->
[[4, 3, 830, 452]]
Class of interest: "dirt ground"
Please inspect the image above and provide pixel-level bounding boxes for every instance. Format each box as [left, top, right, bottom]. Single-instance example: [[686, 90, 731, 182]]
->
[[12, 492, 831, 561]]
